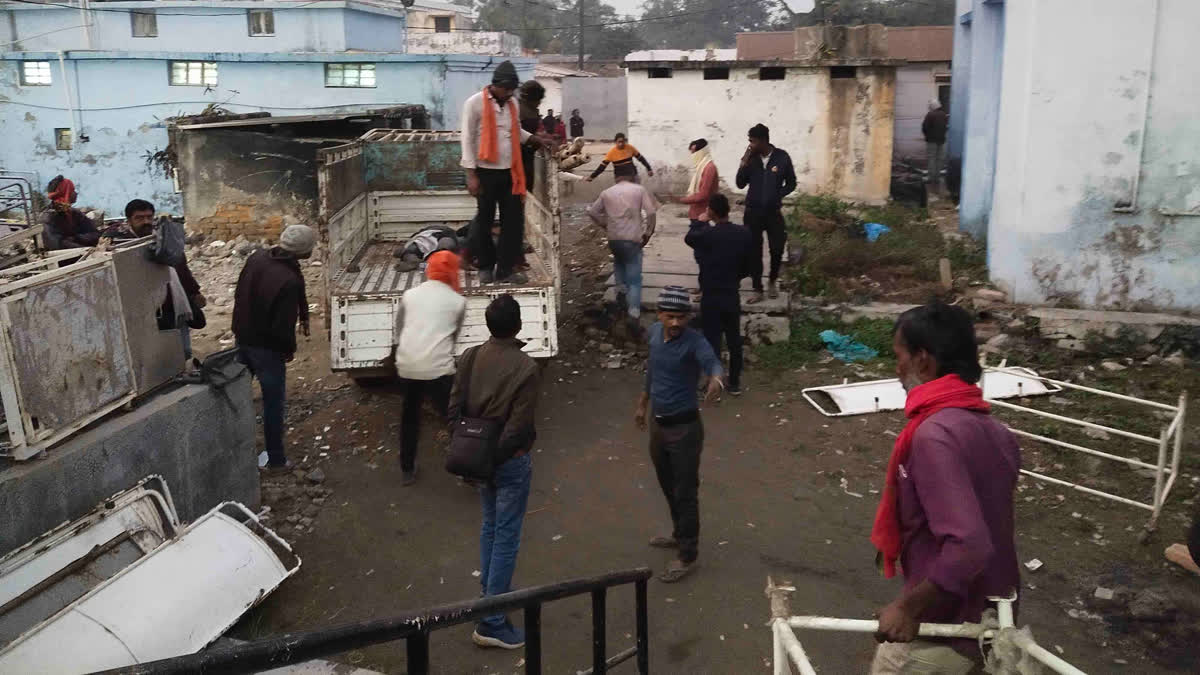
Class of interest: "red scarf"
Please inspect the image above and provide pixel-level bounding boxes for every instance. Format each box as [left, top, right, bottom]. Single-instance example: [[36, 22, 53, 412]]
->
[[477, 87, 527, 197], [870, 374, 990, 578]]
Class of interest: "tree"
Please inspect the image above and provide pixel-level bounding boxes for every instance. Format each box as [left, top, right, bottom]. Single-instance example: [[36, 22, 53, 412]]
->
[[783, 0, 955, 27], [637, 0, 779, 49], [472, 0, 646, 58]]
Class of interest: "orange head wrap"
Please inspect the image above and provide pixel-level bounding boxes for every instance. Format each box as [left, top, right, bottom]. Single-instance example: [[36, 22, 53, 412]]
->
[[425, 250, 460, 292]]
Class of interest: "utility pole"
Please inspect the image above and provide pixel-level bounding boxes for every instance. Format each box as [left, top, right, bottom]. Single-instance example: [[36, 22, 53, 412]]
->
[[577, 0, 584, 70]]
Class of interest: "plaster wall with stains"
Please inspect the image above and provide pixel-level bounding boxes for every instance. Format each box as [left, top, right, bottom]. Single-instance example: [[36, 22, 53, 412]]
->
[[0, 53, 532, 217], [988, 0, 1200, 312], [625, 64, 894, 203]]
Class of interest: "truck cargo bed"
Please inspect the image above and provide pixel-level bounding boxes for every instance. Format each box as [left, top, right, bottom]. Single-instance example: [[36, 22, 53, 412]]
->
[[332, 240, 554, 297]]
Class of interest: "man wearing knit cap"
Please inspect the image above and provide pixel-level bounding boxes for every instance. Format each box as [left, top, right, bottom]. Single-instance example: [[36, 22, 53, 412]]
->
[[461, 60, 545, 285], [635, 286, 723, 583], [233, 224, 315, 472]]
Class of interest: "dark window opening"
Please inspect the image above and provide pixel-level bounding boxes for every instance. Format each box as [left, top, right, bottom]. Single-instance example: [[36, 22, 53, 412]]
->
[[759, 67, 785, 81], [434, 16, 451, 33], [647, 67, 672, 79], [830, 66, 857, 79], [703, 67, 729, 80]]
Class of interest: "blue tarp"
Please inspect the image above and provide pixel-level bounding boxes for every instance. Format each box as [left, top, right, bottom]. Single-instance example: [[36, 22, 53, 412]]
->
[[818, 329, 879, 363], [864, 222, 891, 242]]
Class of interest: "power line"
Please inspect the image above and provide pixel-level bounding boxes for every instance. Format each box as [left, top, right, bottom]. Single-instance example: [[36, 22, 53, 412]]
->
[[2, 0, 330, 17]]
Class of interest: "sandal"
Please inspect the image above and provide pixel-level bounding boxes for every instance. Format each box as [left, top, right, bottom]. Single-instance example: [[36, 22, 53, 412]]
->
[[648, 536, 678, 549], [746, 292, 765, 305], [658, 560, 696, 583]]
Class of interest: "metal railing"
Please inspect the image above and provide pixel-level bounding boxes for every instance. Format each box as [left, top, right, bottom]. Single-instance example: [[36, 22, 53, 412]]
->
[[93, 567, 653, 675], [766, 579, 1087, 675]]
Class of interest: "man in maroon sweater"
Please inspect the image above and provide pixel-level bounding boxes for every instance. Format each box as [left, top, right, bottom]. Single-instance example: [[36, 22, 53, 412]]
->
[[871, 303, 1021, 674]]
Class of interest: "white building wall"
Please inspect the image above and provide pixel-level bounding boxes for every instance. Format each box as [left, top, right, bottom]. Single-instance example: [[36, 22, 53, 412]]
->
[[537, 77, 563, 120], [406, 31, 520, 56], [989, 0, 1200, 311], [626, 65, 893, 203]]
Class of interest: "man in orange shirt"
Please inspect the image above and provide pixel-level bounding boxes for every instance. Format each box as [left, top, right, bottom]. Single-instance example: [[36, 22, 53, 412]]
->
[[587, 133, 654, 182]]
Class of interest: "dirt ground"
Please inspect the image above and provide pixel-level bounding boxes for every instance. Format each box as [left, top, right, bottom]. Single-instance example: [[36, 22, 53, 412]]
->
[[185, 200, 1200, 674]]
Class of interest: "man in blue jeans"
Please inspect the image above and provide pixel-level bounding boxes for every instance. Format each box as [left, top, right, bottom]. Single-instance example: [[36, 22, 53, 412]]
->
[[232, 224, 315, 472], [587, 162, 659, 335], [449, 295, 541, 649]]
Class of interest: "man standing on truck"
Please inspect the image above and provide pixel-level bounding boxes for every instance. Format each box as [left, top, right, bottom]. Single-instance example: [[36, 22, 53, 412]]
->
[[233, 224, 315, 473], [449, 295, 541, 650], [587, 163, 659, 334], [635, 286, 723, 583], [461, 60, 545, 285], [736, 123, 796, 304]]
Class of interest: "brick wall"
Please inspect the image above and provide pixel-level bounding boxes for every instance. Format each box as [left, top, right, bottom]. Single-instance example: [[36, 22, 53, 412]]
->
[[188, 201, 306, 242]]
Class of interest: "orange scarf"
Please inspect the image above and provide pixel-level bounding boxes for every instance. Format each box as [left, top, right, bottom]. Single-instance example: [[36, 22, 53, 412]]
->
[[477, 87, 527, 197], [425, 250, 461, 292]]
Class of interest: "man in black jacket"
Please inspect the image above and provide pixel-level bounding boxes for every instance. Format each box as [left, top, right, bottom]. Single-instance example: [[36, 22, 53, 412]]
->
[[232, 224, 314, 472], [735, 123, 796, 304], [684, 194, 755, 395], [922, 100, 949, 193]]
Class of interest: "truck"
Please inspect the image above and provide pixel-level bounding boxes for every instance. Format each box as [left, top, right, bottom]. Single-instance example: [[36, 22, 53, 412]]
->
[[317, 129, 562, 381]]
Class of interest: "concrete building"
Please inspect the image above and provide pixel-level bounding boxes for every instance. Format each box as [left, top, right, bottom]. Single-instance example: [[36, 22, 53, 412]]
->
[[624, 31, 898, 203], [533, 62, 595, 122], [956, 0, 1200, 312], [737, 25, 952, 165], [0, 0, 531, 216]]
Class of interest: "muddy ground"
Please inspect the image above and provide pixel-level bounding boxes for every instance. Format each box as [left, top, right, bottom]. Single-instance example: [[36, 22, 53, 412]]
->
[[184, 202, 1200, 674]]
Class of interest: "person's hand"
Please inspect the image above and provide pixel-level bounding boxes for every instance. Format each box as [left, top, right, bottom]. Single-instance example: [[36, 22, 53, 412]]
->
[[641, 234, 652, 248], [585, 176, 594, 183], [635, 403, 648, 430], [703, 376, 724, 402], [286, 353, 295, 363], [874, 599, 920, 643], [648, 170, 655, 177], [740, 145, 753, 168], [301, 319, 311, 338], [193, 294, 208, 309], [466, 172, 480, 197]]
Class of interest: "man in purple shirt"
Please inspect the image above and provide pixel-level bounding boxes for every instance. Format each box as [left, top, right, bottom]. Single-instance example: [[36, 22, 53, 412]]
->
[[872, 303, 1021, 674]]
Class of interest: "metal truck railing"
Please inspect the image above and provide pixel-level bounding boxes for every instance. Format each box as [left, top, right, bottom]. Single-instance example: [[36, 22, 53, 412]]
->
[[766, 578, 1087, 675], [93, 567, 653, 675]]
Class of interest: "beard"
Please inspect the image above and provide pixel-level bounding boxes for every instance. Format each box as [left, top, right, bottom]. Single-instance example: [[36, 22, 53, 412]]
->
[[900, 372, 925, 393]]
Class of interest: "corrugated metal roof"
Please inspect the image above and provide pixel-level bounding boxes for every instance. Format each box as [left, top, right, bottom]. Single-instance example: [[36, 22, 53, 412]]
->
[[534, 63, 598, 78]]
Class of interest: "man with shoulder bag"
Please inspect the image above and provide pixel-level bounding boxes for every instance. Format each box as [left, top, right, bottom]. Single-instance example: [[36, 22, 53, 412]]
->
[[447, 294, 540, 650]]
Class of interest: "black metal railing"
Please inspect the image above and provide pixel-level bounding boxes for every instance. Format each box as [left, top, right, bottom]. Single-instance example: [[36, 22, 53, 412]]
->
[[93, 567, 653, 675]]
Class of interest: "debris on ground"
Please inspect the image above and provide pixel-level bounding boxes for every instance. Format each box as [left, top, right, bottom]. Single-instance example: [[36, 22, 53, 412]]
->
[[818, 329, 878, 363]]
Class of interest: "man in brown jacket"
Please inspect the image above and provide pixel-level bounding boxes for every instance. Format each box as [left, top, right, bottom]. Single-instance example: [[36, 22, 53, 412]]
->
[[449, 294, 540, 650]]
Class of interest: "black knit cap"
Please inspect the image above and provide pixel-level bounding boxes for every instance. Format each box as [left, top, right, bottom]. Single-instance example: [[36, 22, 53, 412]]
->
[[493, 60, 520, 88]]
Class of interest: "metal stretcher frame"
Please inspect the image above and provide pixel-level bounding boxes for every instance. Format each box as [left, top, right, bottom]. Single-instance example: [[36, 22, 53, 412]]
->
[[766, 579, 1087, 675]]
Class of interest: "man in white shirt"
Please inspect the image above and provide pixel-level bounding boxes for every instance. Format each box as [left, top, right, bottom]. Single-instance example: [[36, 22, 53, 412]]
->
[[461, 61, 544, 285], [393, 251, 467, 486], [587, 163, 659, 334]]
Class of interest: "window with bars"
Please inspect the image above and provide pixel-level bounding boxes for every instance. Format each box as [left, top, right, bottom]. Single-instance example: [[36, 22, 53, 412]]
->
[[131, 10, 157, 37], [325, 63, 376, 88], [169, 61, 218, 87], [433, 16, 451, 33], [248, 9, 274, 36], [20, 61, 52, 86]]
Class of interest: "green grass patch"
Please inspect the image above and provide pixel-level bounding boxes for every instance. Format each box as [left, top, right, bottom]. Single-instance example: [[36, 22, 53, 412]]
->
[[784, 193, 986, 301], [754, 313, 896, 372]]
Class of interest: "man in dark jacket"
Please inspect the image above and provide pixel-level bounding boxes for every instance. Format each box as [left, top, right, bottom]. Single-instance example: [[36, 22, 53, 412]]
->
[[450, 294, 541, 650], [735, 124, 796, 303], [569, 109, 585, 139], [922, 100, 949, 193], [232, 224, 314, 472], [40, 176, 100, 251], [685, 194, 755, 395]]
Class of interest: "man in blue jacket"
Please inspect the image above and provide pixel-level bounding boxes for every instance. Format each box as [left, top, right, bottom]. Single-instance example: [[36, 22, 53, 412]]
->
[[735, 123, 797, 304]]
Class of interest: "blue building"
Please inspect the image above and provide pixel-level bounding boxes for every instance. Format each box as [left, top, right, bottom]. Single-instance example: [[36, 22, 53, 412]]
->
[[0, 1, 532, 215]]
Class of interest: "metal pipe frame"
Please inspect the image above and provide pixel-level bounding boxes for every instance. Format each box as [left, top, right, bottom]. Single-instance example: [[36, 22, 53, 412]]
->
[[94, 567, 653, 675]]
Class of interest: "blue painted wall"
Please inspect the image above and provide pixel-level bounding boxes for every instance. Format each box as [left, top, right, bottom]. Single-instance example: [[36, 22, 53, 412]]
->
[[956, 0, 1005, 239], [0, 52, 534, 215], [0, 2, 406, 53], [946, 0, 973, 163]]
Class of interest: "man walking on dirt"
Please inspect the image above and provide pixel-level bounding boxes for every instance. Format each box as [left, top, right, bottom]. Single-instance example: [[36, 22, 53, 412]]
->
[[461, 60, 545, 284], [735, 123, 796, 304], [587, 162, 659, 333], [685, 194, 754, 396], [233, 224, 315, 472], [635, 286, 723, 583], [450, 295, 541, 650], [870, 303, 1020, 673]]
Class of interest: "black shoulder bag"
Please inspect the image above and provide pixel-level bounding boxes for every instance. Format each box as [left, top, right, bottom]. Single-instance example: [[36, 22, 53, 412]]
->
[[445, 347, 503, 481]]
